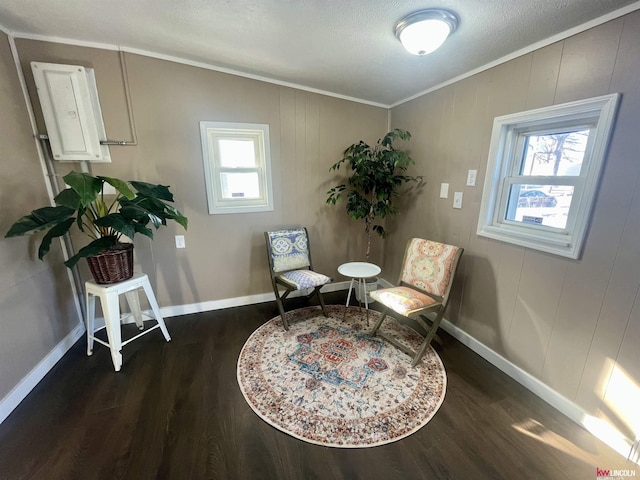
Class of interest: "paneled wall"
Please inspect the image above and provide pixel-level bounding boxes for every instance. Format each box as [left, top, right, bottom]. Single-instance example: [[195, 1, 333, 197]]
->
[[0, 33, 80, 401], [0, 37, 387, 412], [4, 12, 638, 453], [388, 11, 640, 444], [14, 39, 389, 308]]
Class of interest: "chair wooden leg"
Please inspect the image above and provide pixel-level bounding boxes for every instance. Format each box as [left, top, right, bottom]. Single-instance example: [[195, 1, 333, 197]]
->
[[370, 309, 388, 336], [270, 276, 292, 330], [316, 287, 328, 317], [411, 309, 445, 367], [274, 292, 289, 330], [411, 339, 430, 367]]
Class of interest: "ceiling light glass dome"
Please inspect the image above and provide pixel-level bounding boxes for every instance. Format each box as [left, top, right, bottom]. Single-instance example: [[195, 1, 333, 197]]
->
[[395, 9, 459, 56]]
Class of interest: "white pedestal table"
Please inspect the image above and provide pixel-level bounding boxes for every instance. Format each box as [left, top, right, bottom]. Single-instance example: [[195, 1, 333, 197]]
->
[[337, 262, 381, 324]]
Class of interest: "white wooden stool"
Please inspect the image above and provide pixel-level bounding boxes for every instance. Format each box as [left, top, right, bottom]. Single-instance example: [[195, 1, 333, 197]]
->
[[85, 273, 171, 371]]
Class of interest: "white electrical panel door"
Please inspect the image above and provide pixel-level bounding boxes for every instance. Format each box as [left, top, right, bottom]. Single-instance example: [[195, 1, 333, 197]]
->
[[31, 62, 111, 162]]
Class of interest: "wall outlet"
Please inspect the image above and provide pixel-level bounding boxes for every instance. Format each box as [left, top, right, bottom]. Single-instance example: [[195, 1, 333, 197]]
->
[[175, 235, 186, 248], [440, 183, 449, 198], [102, 183, 116, 195], [453, 192, 463, 209], [466, 169, 477, 187]]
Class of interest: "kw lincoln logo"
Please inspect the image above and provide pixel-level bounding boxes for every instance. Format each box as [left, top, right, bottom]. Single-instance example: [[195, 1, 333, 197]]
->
[[596, 467, 637, 479]]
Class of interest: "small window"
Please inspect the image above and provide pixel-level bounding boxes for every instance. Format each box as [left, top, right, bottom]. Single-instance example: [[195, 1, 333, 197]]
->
[[477, 94, 619, 259], [200, 122, 273, 214]]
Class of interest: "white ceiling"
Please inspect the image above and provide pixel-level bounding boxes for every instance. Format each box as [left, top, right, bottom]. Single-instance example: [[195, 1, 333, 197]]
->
[[1, 0, 639, 106]]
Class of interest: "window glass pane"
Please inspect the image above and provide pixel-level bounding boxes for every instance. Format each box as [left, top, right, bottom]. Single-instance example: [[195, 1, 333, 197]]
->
[[520, 130, 589, 177], [219, 172, 261, 199], [505, 184, 574, 229], [477, 94, 619, 258], [218, 139, 256, 168]]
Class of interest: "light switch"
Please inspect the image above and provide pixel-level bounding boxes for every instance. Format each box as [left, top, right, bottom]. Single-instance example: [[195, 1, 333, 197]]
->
[[453, 192, 463, 209], [466, 169, 477, 187], [175, 235, 186, 248], [440, 183, 449, 199]]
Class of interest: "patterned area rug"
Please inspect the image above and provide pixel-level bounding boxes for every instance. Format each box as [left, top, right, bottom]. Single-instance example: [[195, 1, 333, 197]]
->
[[236, 305, 447, 448]]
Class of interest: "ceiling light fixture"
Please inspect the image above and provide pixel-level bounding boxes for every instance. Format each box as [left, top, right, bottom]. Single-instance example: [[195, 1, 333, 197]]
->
[[395, 9, 459, 56]]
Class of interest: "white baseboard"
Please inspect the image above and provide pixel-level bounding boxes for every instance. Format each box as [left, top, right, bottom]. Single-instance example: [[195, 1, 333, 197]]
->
[[378, 276, 606, 442], [158, 291, 275, 318], [359, 277, 636, 463], [0, 321, 85, 424], [4, 277, 636, 465], [141, 278, 640, 464], [440, 318, 589, 418], [156, 280, 350, 319], [440, 318, 637, 464], [0, 280, 351, 425]]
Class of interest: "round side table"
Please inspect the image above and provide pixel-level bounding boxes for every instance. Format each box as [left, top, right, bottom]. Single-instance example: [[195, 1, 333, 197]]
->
[[338, 262, 381, 324]]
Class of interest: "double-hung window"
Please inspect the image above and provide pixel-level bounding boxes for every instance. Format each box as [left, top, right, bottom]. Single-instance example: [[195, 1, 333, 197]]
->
[[477, 94, 619, 259], [200, 121, 273, 214]]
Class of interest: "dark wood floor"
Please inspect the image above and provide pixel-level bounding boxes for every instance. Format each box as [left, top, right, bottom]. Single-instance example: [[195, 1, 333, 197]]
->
[[0, 291, 635, 479]]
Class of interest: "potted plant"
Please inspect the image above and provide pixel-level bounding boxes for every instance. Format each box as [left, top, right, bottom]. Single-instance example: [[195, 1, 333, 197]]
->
[[5, 171, 188, 284], [326, 129, 422, 300], [327, 128, 422, 261]]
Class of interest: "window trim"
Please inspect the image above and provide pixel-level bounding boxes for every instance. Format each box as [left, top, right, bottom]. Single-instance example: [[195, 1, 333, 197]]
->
[[477, 94, 619, 259], [200, 121, 274, 215]]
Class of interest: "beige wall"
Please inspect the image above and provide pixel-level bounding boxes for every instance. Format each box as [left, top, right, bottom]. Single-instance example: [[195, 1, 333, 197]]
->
[[13, 39, 389, 307], [0, 37, 387, 410], [389, 11, 640, 443], [5, 12, 638, 451], [0, 33, 80, 400]]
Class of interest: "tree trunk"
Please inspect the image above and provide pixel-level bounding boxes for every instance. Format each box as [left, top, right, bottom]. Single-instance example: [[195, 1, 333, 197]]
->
[[365, 229, 371, 263], [553, 134, 569, 176]]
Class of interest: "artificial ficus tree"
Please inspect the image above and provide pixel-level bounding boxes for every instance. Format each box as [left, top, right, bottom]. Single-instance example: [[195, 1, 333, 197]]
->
[[326, 129, 422, 261]]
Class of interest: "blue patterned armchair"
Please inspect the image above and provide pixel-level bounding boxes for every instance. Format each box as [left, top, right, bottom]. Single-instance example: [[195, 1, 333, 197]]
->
[[264, 228, 332, 329]]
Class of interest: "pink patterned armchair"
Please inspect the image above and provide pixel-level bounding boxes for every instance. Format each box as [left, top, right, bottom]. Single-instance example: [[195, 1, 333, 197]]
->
[[370, 238, 463, 367]]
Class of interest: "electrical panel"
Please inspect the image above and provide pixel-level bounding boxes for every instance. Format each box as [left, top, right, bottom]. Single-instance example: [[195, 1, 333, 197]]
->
[[31, 62, 111, 162]]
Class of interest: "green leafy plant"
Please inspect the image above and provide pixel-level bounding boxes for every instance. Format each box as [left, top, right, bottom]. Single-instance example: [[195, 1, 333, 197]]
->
[[326, 128, 421, 261], [5, 171, 188, 268]]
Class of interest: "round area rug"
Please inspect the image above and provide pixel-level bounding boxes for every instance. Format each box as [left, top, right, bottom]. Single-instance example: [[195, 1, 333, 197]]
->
[[236, 305, 447, 448]]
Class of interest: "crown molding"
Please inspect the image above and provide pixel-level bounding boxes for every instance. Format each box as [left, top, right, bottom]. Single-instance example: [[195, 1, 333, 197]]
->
[[390, 0, 640, 108], [9, 31, 388, 109]]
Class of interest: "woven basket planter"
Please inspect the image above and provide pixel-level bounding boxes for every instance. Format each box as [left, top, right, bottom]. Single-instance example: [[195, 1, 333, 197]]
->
[[86, 243, 134, 284]]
